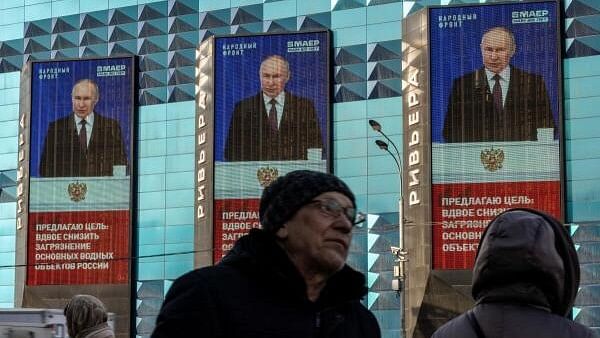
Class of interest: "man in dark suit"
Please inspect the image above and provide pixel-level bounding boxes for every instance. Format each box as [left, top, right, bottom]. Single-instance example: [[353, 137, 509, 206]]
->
[[224, 55, 323, 161], [443, 26, 556, 143], [39, 79, 127, 177]]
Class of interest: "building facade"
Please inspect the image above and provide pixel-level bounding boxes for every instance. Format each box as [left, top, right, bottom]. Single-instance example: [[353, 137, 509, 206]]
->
[[0, 0, 599, 337]]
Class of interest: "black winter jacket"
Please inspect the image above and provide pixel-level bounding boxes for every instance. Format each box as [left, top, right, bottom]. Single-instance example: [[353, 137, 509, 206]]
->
[[151, 229, 381, 338], [432, 208, 597, 338]]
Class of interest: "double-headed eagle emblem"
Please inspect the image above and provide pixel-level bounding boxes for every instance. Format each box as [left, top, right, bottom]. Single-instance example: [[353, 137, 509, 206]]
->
[[67, 182, 87, 202], [257, 167, 279, 187], [480, 148, 505, 172]]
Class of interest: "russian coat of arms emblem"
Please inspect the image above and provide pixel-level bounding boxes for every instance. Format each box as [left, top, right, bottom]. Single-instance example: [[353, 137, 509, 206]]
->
[[257, 167, 279, 187], [480, 148, 505, 172], [68, 182, 88, 202]]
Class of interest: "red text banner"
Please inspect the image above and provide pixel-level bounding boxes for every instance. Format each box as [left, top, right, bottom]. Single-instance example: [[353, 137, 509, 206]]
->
[[432, 181, 560, 269], [27, 210, 129, 285], [214, 199, 261, 262]]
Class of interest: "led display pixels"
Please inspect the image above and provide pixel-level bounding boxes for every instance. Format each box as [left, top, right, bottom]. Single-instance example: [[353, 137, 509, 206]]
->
[[429, 1, 562, 269], [212, 32, 330, 261], [26, 57, 134, 285]]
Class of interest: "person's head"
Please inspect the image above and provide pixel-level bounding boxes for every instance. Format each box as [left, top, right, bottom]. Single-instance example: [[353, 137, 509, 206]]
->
[[259, 170, 360, 276], [480, 26, 516, 74], [259, 55, 290, 99], [72, 79, 99, 119], [471, 208, 580, 316], [64, 294, 109, 338]]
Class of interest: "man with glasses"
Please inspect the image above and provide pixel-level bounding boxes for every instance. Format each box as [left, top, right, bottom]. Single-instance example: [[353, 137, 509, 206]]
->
[[152, 170, 381, 338]]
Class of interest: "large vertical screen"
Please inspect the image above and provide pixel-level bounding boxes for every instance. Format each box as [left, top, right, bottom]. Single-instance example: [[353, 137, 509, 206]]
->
[[213, 32, 330, 261], [27, 57, 134, 284], [430, 1, 562, 269]]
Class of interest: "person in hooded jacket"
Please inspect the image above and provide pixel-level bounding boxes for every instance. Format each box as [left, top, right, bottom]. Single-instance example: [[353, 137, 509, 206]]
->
[[432, 208, 597, 338], [64, 294, 115, 338], [151, 170, 381, 338]]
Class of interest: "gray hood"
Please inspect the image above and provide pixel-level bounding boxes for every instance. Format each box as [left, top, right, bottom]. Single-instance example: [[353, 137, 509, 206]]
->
[[471, 208, 580, 316]]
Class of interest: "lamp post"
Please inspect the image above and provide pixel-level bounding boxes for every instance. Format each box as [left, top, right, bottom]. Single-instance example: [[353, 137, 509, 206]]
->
[[369, 119, 407, 338]]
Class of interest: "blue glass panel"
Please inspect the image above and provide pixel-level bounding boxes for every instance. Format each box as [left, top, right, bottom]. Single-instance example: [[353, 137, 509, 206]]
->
[[0, 252, 15, 268], [0, 268, 15, 285], [166, 136, 194, 155], [366, 97, 402, 118], [0, 286, 14, 302], [334, 119, 368, 140], [108, 0, 137, 9], [367, 3, 402, 24], [0, 7, 24, 25], [166, 101, 195, 119], [165, 189, 193, 208], [567, 200, 600, 222], [564, 56, 600, 79], [138, 173, 166, 192], [138, 156, 166, 175], [566, 179, 600, 202], [0, 122, 17, 138], [333, 100, 367, 122], [164, 259, 192, 279], [139, 104, 167, 123], [0, 152, 17, 171], [138, 209, 165, 228], [565, 76, 600, 99], [139, 121, 167, 140], [367, 154, 399, 176], [138, 191, 166, 209], [0, 104, 19, 122], [565, 138, 600, 161], [52, 0, 79, 17], [341, 175, 367, 195], [565, 116, 600, 140], [0, 235, 15, 253], [4, 72, 20, 89], [0, 88, 20, 105], [566, 158, 600, 181], [334, 157, 368, 177], [264, 0, 296, 20], [137, 226, 165, 245], [334, 138, 368, 159], [164, 225, 193, 244], [139, 139, 167, 157], [565, 97, 600, 120], [137, 262, 165, 280], [0, 137, 17, 154], [332, 8, 366, 29], [0, 204, 15, 220], [165, 119, 194, 137], [334, 26, 367, 46], [0, 219, 16, 235], [165, 153, 194, 172], [366, 192, 397, 213], [367, 21, 401, 43], [165, 171, 193, 190], [165, 206, 193, 226], [138, 244, 164, 258], [298, 0, 330, 16], [164, 243, 193, 256], [0, 23, 23, 41], [81, 0, 109, 12], [0, 0, 23, 10], [198, 0, 231, 12], [231, 0, 262, 7], [367, 173, 398, 194]]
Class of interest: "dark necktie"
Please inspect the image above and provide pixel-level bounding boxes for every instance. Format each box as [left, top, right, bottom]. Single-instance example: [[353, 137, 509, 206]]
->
[[79, 119, 87, 151], [492, 74, 503, 113], [268, 99, 278, 132]]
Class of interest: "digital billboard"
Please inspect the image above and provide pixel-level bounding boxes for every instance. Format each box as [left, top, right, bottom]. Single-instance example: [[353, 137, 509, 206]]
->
[[26, 57, 134, 284], [212, 31, 330, 261], [429, 1, 562, 269]]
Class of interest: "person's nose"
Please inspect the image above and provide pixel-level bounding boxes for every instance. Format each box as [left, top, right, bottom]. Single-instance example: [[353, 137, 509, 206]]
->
[[332, 213, 353, 234]]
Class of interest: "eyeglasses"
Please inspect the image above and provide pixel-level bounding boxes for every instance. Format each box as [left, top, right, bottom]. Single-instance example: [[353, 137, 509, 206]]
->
[[308, 199, 365, 226]]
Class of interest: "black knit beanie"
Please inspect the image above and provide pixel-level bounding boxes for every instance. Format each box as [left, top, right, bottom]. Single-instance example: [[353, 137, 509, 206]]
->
[[259, 170, 355, 232]]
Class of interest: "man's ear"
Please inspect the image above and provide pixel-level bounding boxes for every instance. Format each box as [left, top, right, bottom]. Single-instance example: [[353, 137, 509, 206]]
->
[[275, 225, 288, 239]]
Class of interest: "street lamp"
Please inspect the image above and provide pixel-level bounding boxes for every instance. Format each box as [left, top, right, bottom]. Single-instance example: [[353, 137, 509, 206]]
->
[[369, 119, 408, 338]]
